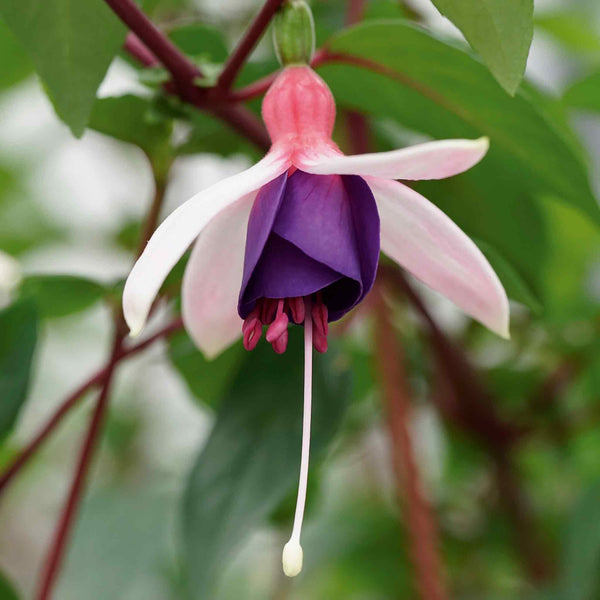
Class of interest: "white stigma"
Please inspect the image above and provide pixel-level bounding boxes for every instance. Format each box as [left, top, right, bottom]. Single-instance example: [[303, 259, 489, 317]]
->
[[282, 303, 313, 578], [282, 540, 303, 577]]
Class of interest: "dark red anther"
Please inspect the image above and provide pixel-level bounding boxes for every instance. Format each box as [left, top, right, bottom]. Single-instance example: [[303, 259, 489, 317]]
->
[[311, 301, 329, 338], [266, 311, 289, 343], [271, 329, 289, 354], [289, 297, 306, 324], [242, 308, 260, 336], [313, 328, 328, 353], [243, 319, 262, 351], [260, 298, 278, 324]]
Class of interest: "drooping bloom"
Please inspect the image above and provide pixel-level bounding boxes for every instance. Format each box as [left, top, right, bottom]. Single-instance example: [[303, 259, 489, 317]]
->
[[123, 65, 509, 576]]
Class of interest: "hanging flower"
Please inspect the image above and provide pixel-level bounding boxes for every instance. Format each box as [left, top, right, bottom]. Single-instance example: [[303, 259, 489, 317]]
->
[[123, 8, 508, 577], [123, 65, 508, 350]]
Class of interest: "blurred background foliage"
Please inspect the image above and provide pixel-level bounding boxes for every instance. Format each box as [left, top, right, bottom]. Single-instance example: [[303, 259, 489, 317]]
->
[[0, 0, 600, 598]]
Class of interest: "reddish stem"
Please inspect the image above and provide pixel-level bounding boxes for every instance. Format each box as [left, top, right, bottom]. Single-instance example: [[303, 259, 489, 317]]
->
[[124, 32, 159, 68], [0, 318, 183, 497], [122, 33, 272, 151], [373, 285, 448, 600], [0, 372, 107, 496], [208, 103, 271, 151], [217, 0, 284, 91], [346, 0, 366, 25], [104, 0, 201, 101], [383, 266, 554, 582], [35, 335, 123, 600], [227, 72, 275, 103]]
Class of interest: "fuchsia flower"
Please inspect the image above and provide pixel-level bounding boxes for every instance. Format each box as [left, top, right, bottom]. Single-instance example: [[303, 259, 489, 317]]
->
[[123, 65, 509, 576]]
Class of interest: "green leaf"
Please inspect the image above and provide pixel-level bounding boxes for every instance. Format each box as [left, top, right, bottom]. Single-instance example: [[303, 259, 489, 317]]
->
[[89, 95, 173, 157], [138, 65, 171, 88], [168, 330, 244, 409], [59, 487, 177, 600], [21, 275, 106, 319], [536, 12, 600, 55], [168, 23, 228, 62], [321, 21, 599, 224], [0, 0, 126, 137], [430, 0, 533, 95], [0, 572, 18, 600], [475, 239, 543, 314], [564, 70, 600, 113], [0, 19, 31, 91], [177, 111, 260, 160], [538, 197, 600, 323], [181, 329, 351, 598], [0, 299, 37, 438], [558, 480, 600, 600]]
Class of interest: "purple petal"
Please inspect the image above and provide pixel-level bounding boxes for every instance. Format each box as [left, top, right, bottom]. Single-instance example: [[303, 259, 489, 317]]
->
[[238, 170, 380, 321]]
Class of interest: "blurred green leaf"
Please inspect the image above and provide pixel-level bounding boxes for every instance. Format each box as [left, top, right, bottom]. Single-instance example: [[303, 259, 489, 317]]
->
[[168, 23, 228, 62], [558, 480, 600, 600], [536, 12, 600, 54], [181, 329, 351, 598], [59, 488, 176, 600], [430, 0, 533, 94], [364, 0, 405, 20], [21, 275, 106, 319], [138, 65, 171, 88], [321, 21, 599, 226], [0, 173, 62, 255], [0, 299, 37, 439], [564, 70, 600, 113], [177, 111, 260, 159], [475, 239, 543, 314], [539, 197, 600, 322], [301, 501, 411, 597], [89, 94, 173, 157], [0, 19, 32, 91], [0, 572, 18, 600], [0, 0, 126, 137], [168, 330, 244, 409]]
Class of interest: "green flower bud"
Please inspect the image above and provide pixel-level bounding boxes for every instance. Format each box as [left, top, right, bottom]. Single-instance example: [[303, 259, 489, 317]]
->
[[273, 0, 315, 66]]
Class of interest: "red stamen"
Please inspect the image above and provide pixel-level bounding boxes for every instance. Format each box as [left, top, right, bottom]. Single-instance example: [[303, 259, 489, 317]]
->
[[313, 328, 328, 353], [289, 297, 306, 324], [266, 311, 289, 343], [243, 319, 262, 351], [311, 301, 329, 338], [242, 308, 260, 336], [242, 294, 330, 354], [263, 298, 279, 324], [271, 329, 289, 354]]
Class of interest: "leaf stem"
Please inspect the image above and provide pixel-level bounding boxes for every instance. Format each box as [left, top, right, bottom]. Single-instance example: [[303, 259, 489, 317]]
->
[[34, 333, 123, 600], [104, 0, 201, 100], [373, 284, 448, 600], [382, 265, 554, 582], [0, 318, 183, 497], [217, 0, 285, 92]]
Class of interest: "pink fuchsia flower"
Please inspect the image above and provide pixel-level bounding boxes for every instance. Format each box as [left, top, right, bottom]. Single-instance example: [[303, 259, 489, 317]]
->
[[123, 65, 509, 576]]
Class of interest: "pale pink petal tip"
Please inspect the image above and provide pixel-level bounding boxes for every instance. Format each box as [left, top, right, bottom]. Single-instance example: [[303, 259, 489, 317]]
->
[[182, 195, 255, 359], [370, 177, 510, 339], [121, 151, 290, 341], [296, 136, 490, 181]]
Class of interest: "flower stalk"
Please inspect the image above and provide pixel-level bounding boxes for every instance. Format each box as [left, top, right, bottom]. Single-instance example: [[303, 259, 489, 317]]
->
[[373, 284, 448, 600]]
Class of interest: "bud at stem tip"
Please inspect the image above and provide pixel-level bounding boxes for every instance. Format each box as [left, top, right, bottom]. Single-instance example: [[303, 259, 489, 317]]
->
[[273, 0, 315, 66]]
